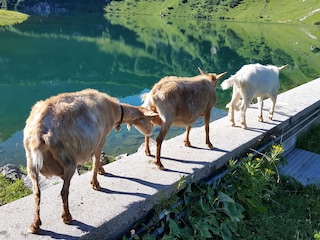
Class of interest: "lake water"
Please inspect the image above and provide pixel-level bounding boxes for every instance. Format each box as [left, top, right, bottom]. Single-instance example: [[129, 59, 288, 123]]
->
[[0, 13, 319, 166]]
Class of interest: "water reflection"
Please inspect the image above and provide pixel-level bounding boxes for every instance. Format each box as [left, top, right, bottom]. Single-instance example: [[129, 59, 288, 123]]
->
[[0, 13, 319, 166]]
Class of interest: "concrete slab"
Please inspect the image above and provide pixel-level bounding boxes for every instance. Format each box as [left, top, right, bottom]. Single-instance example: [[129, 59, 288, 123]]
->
[[0, 78, 319, 240], [280, 148, 320, 186]]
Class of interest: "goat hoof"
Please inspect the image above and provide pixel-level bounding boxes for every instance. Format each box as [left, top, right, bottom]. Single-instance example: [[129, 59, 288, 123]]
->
[[184, 141, 191, 147], [241, 124, 247, 129], [207, 143, 213, 149], [145, 150, 151, 156], [91, 180, 101, 190], [154, 161, 165, 170], [98, 168, 105, 175], [28, 222, 41, 234], [158, 165, 165, 170], [92, 184, 100, 190], [62, 213, 73, 224]]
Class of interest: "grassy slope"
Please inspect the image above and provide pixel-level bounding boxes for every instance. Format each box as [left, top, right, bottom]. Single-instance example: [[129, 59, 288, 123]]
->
[[105, 0, 320, 24]]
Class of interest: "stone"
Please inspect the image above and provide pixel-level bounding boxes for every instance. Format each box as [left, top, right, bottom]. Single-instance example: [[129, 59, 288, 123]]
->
[[0, 164, 25, 181]]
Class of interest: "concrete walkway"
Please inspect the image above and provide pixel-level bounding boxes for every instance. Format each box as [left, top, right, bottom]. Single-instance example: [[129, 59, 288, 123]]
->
[[0, 78, 319, 240]]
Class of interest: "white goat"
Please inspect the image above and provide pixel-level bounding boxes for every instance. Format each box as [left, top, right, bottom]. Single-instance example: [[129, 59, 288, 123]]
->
[[221, 63, 288, 129], [23, 89, 157, 233], [142, 68, 227, 170]]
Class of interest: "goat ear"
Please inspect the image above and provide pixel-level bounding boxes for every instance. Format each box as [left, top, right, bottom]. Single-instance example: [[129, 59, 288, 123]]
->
[[198, 67, 207, 75], [151, 115, 162, 126], [216, 72, 227, 79], [140, 92, 148, 101], [143, 110, 159, 117]]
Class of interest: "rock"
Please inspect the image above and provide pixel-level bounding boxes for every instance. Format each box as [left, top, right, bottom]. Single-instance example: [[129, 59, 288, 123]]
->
[[0, 164, 26, 181], [0, 163, 62, 190], [23, 175, 62, 191]]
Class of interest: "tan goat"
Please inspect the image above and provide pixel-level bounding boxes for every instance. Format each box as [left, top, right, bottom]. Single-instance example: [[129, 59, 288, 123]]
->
[[142, 68, 227, 170], [23, 88, 157, 233]]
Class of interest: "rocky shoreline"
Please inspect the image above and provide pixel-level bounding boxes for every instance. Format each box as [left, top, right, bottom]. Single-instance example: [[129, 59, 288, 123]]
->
[[0, 150, 129, 192]]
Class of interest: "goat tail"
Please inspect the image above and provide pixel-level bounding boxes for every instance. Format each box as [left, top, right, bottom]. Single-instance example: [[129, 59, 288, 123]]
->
[[220, 76, 235, 90], [141, 92, 152, 109], [24, 100, 47, 177], [31, 149, 44, 176], [278, 64, 288, 71]]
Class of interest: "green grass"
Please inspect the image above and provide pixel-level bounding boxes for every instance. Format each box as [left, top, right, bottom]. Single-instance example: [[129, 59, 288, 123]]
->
[[240, 178, 320, 239], [105, 0, 320, 25], [0, 9, 28, 26], [0, 173, 31, 206], [296, 124, 320, 154]]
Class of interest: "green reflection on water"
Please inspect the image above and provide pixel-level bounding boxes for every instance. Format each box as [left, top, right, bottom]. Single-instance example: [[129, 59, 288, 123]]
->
[[0, 14, 319, 166]]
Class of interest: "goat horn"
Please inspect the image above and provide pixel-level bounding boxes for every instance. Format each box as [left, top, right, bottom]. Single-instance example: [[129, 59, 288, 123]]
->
[[278, 64, 288, 71], [198, 67, 206, 75], [217, 72, 227, 79]]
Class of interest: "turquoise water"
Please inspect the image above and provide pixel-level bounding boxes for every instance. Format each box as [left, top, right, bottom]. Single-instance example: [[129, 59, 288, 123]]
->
[[0, 13, 319, 166]]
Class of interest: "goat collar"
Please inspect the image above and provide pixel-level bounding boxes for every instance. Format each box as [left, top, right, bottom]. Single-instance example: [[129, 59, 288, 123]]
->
[[115, 104, 124, 132]]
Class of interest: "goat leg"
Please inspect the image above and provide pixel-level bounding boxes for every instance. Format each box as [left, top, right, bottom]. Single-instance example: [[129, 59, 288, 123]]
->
[[228, 106, 236, 127], [91, 152, 101, 190], [204, 112, 213, 148], [98, 161, 105, 175], [61, 168, 74, 224], [269, 95, 277, 120], [257, 97, 264, 122], [28, 173, 42, 233], [269, 112, 273, 120], [155, 128, 168, 170], [184, 125, 191, 147], [145, 136, 151, 156], [155, 140, 164, 170]]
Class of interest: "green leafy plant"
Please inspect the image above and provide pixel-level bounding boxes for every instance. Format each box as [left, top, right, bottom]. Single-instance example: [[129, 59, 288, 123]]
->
[[126, 145, 286, 239], [167, 183, 245, 240], [220, 145, 284, 216]]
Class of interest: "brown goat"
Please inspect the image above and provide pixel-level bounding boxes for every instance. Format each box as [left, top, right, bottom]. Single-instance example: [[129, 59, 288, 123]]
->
[[142, 68, 227, 170], [23, 89, 157, 233]]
